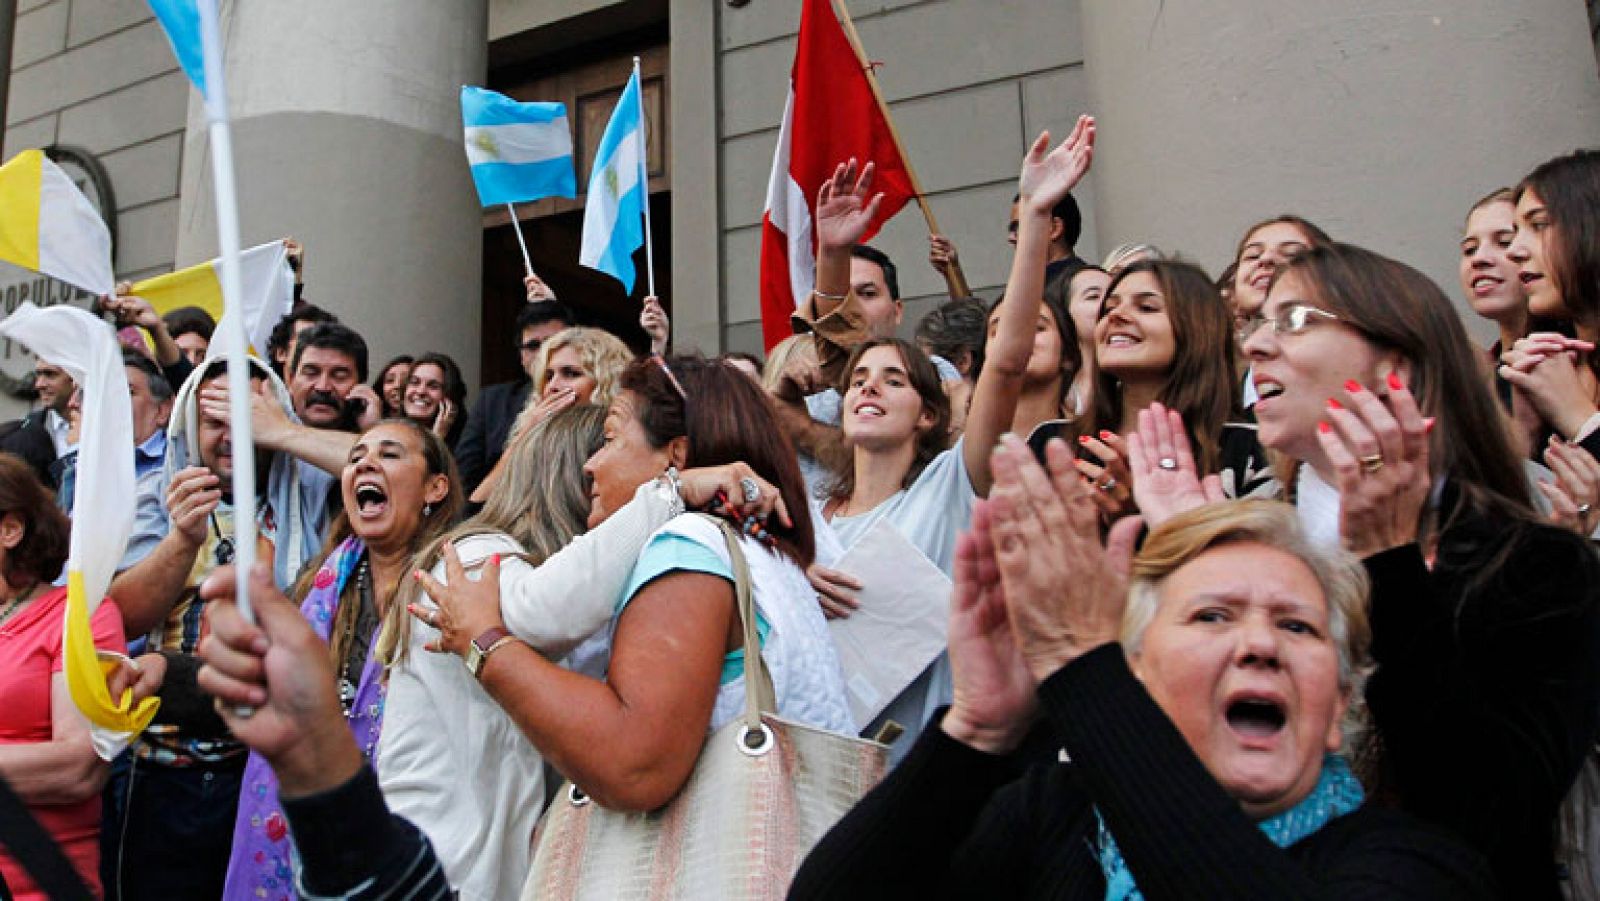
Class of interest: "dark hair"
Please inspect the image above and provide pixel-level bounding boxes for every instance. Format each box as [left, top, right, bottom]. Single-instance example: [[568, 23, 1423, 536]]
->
[[291, 418, 464, 667], [372, 355, 414, 418], [1232, 214, 1333, 267], [916, 297, 988, 379], [267, 302, 338, 363], [986, 281, 1081, 417], [407, 352, 468, 445], [290, 322, 369, 383], [0, 454, 69, 584], [515, 300, 577, 339], [0, 424, 58, 490], [619, 354, 815, 567], [122, 348, 173, 404], [1518, 149, 1600, 328], [828, 338, 951, 503], [1013, 191, 1083, 250], [1092, 259, 1238, 474], [1283, 244, 1533, 529], [162, 306, 215, 342], [850, 245, 899, 301]]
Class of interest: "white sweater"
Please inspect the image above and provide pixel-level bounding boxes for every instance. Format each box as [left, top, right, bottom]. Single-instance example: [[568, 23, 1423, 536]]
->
[[377, 480, 681, 901]]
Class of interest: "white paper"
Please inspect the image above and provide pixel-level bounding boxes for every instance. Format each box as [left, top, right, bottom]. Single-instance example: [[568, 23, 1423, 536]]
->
[[826, 520, 953, 731]]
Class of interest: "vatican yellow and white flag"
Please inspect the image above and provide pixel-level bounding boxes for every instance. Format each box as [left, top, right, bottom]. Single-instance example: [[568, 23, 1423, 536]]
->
[[0, 149, 115, 296], [0, 302, 158, 740], [132, 240, 294, 357]]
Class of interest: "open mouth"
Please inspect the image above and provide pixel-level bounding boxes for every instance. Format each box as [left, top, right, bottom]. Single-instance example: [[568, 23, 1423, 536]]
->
[[354, 482, 389, 517], [1520, 271, 1544, 286], [1225, 697, 1287, 739], [1103, 333, 1141, 348], [1471, 275, 1503, 292], [853, 403, 886, 418], [1254, 379, 1284, 401]]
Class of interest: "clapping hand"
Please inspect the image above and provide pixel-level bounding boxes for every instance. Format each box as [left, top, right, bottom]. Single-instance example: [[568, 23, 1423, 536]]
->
[[1539, 438, 1600, 536], [987, 433, 1141, 684], [1499, 333, 1599, 440], [1127, 402, 1225, 529], [1317, 374, 1433, 557]]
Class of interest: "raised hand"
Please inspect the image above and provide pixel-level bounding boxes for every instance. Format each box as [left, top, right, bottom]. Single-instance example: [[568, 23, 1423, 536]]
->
[[524, 273, 556, 303], [431, 398, 457, 439], [1016, 116, 1095, 216], [987, 433, 1140, 683], [940, 501, 1039, 754], [815, 158, 884, 253], [166, 466, 222, 547], [1318, 374, 1432, 557], [928, 235, 959, 274], [1127, 402, 1226, 529], [640, 296, 670, 355]]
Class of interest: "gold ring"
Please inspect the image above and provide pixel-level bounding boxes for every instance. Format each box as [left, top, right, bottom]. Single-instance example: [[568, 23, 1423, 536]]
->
[[1359, 454, 1384, 474]]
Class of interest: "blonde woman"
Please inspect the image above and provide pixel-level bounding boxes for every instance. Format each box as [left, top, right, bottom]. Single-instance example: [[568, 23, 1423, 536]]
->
[[471, 326, 633, 503]]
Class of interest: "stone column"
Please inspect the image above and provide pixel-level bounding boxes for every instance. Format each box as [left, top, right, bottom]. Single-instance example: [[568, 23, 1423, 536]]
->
[[1080, 0, 1600, 338], [175, 1, 488, 386]]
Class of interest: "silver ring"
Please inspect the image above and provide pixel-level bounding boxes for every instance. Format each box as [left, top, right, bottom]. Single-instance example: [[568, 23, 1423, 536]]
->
[[1158, 457, 1178, 471], [1580, 504, 1593, 517], [739, 476, 761, 504], [1099, 477, 1117, 492]]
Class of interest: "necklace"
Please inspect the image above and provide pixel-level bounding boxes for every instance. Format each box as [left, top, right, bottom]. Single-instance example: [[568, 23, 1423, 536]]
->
[[337, 558, 373, 712], [0, 581, 39, 628]]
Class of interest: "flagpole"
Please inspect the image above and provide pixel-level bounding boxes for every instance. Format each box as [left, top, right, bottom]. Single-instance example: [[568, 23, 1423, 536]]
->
[[632, 57, 656, 299], [830, 0, 973, 299], [197, 0, 257, 626], [505, 202, 537, 281]]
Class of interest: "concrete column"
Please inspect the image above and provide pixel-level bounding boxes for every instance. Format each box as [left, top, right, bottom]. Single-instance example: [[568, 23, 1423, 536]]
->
[[670, 0, 721, 354], [1080, 0, 1600, 339], [175, 1, 488, 387]]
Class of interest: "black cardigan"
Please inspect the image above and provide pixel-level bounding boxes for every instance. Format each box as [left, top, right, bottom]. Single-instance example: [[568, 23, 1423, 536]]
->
[[790, 645, 1492, 900], [1363, 510, 1600, 900]]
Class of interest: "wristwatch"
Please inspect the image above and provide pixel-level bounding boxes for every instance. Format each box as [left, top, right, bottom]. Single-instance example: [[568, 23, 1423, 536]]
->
[[464, 626, 516, 680]]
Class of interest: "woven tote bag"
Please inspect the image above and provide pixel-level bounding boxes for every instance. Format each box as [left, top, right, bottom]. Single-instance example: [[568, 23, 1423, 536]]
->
[[522, 517, 887, 900]]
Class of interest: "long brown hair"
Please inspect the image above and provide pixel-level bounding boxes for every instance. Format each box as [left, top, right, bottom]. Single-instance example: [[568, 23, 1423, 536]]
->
[[384, 405, 604, 666], [1281, 243, 1534, 534], [826, 338, 952, 504], [1518, 149, 1600, 330], [291, 418, 464, 669], [1091, 259, 1239, 474], [621, 354, 816, 568]]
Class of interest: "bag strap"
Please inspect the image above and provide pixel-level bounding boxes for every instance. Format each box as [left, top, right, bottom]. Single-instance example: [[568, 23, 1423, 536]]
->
[[0, 774, 92, 901], [701, 515, 776, 729]]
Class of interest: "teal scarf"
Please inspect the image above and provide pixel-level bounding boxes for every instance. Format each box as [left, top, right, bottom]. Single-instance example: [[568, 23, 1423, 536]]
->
[[1094, 753, 1364, 900]]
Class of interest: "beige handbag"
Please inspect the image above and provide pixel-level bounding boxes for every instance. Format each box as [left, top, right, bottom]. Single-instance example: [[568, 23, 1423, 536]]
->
[[521, 518, 888, 900]]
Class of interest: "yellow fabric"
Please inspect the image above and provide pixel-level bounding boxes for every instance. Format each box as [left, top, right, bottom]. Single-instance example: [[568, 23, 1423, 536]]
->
[[0, 149, 43, 273], [131, 258, 224, 322], [63, 571, 160, 732]]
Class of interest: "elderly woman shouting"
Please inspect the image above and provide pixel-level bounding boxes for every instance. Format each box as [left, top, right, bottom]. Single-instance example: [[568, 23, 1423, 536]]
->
[[790, 435, 1491, 899]]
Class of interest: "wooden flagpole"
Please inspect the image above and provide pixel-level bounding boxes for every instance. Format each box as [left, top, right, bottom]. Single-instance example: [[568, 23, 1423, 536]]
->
[[831, 0, 973, 300]]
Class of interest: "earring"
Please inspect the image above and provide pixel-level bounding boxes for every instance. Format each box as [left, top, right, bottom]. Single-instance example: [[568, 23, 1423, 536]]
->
[[423, 502, 433, 517]]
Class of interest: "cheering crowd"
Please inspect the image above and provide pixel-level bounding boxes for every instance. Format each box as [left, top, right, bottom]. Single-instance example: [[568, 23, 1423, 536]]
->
[[0, 112, 1598, 900]]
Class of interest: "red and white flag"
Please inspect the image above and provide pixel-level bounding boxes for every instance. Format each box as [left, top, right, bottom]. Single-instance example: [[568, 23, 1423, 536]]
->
[[758, 0, 916, 350]]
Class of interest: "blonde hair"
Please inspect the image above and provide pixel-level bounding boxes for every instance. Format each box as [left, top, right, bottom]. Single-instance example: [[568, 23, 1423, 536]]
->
[[761, 334, 817, 394], [382, 405, 606, 666], [1119, 500, 1370, 687], [514, 326, 633, 438]]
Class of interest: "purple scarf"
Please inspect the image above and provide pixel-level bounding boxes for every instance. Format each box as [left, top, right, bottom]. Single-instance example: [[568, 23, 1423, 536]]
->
[[222, 536, 385, 901]]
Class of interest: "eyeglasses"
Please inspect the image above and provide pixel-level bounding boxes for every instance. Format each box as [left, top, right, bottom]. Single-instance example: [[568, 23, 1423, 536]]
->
[[651, 353, 689, 403], [1237, 303, 1342, 341]]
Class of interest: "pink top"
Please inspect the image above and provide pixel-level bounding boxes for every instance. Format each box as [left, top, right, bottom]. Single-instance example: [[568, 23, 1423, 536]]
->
[[0, 586, 125, 900]]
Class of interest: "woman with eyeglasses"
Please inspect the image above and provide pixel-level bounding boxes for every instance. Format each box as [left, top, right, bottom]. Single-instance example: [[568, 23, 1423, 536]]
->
[[1224, 241, 1600, 897], [415, 355, 849, 832], [0, 455, 126, 900], [221, 418, 464, 900]]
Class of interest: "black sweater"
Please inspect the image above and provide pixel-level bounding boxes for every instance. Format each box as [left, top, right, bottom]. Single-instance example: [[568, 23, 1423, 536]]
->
[[790, 645, 1492, 900], [1363, 513, 1600, 900]]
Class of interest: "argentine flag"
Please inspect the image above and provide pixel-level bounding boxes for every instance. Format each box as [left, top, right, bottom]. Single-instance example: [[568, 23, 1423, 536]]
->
[[579, 71, 648, 292], [148, 0, 206, 95], [461, 87, 577, 207]]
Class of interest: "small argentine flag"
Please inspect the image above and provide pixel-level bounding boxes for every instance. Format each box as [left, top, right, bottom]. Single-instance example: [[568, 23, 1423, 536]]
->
[[579, 71, 648, 292], [148, 0, 207, 95], [461, 87, 577, 207]]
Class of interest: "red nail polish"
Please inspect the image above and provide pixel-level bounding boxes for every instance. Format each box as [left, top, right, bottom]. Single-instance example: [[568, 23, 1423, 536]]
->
[[412, 571, 423, 581], [490, 554, 501, 566], [1386, 372, 1404, 391], [1343, 379, 1362, 394], [1078, 435, 1089, 444], [1318, 421, 1331, 434], [1425, 418, 1436, 434], [1098, 430, 1111, 440], [1326, 398, 1342, 411]]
